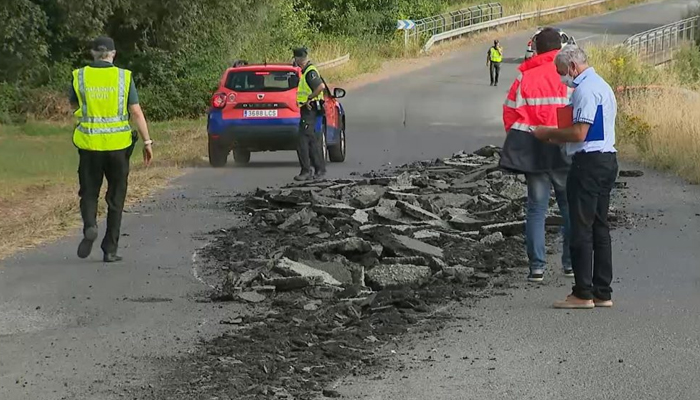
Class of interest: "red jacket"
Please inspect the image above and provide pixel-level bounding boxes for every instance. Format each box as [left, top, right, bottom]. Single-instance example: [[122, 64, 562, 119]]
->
[[502, 50, 572, 132]]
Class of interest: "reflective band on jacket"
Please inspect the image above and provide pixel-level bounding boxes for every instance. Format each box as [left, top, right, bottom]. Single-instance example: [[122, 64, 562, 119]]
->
[[503, 63, 573, 133], [490, 47, 503, 63], [72, 66, 133, 151], [297, 64, 324, 105]]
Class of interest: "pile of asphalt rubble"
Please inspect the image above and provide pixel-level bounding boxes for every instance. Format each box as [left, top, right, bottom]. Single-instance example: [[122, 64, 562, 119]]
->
[[149, 146, 632, 400]]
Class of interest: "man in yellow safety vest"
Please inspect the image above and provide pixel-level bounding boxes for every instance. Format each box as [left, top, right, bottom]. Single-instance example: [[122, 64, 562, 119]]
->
[[487, 39, 504, 86], [293, 47, 327, 181], [69, 36, 154, 263]]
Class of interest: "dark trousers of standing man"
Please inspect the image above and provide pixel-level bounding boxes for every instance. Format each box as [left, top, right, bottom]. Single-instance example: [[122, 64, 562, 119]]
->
[[78, 135, 136, 255], [567, 151, 619, 301], [297, 108, 325, 175], [490, 62, 501, 85]]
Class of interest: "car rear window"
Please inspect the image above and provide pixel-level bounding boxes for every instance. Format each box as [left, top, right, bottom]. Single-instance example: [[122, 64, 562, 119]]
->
[[225, 70, 298, 92]]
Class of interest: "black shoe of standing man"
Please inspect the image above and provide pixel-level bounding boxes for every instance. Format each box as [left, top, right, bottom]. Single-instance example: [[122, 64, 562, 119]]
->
[[77, 226, 98, 259]]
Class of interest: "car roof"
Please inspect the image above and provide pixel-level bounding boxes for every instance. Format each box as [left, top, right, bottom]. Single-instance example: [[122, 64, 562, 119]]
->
[[227, 64, 299, 73]]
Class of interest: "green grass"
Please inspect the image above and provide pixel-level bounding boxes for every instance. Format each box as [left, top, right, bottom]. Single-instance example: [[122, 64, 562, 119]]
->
[[0, 119, 206, 198]]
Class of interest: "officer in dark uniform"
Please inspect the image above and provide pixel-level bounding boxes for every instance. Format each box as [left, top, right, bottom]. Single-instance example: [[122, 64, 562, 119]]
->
[[293, 47, 327, 181]]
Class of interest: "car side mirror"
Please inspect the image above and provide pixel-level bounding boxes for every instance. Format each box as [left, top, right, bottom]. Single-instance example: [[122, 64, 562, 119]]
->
[[333, 88, 346, 98]]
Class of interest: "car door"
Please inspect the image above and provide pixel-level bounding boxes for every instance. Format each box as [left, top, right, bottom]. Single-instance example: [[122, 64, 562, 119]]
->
[[321, 78, 340, 146]]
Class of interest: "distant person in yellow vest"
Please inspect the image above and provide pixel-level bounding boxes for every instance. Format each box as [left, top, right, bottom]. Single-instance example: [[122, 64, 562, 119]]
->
[[487, 39, 504, 86], [293, 47, 327, 181], [68, 36, 154, 263]]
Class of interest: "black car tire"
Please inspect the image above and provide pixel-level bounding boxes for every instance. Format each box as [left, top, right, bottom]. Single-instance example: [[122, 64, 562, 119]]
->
[[233, 148, 251, 165], [328, 121, 346, 163], [208, 140, 229, 168]]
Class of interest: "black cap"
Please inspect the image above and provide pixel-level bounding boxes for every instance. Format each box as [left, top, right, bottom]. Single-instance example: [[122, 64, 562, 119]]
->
[[92, 36, 116, 52], [293, 47, 308, 58]]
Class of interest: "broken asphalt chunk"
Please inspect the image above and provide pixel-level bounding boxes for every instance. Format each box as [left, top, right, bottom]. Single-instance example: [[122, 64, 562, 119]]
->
[[274, 258, 342, 286], [365, 264, 432, 289]]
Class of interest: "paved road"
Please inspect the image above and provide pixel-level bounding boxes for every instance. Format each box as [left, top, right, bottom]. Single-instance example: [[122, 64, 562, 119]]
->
[[0, 0, 696, 398]]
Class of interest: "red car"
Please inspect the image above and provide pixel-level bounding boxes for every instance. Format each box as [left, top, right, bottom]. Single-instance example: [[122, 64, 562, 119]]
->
[[206, 62, 347, 167]]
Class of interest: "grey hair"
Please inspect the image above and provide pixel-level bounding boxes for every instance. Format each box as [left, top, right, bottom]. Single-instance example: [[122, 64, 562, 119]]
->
[[91, 49, 116, 61], [555, 45, 588, 68]]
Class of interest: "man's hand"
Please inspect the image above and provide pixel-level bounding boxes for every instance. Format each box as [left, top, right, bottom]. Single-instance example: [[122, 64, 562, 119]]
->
[[143, 144, 154, 166], [532, 126, 553, 141]]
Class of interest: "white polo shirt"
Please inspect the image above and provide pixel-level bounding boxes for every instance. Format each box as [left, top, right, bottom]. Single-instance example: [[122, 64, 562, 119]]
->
[[565, 67, 617, 156]]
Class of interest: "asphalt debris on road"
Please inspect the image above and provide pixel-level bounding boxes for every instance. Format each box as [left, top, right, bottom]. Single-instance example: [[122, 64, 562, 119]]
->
[[141, 147, 629, 400]]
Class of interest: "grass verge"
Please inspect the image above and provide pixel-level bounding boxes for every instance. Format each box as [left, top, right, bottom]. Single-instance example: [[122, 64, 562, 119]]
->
[[588, 43, 700, 183], [0, 120, 206, 259], [0, 0, 648, 259]]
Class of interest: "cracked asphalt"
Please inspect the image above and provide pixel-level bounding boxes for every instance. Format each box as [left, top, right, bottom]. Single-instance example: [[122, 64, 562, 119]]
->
[[1, 0, 698, 398]]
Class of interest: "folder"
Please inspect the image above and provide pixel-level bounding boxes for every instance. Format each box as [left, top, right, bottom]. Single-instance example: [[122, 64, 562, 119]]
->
[[557, 105, 573, 128], [557, 104, 605, 142]]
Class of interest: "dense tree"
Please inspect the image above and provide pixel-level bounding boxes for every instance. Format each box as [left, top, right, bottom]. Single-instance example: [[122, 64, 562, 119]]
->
[[0, 0, 449, 121]]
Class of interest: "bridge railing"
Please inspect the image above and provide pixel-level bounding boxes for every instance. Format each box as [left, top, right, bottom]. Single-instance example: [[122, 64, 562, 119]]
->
[[409, 3, 504, 44], [623, 16, 699, 65]]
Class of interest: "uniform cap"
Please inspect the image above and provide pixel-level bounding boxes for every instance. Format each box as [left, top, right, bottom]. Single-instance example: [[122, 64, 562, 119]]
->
[[92, 36, 115, 52], [293, 47, 308, 57]]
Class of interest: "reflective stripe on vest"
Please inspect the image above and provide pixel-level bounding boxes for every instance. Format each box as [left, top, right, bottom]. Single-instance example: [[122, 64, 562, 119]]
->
[[297, 64, 324, 104], [490, 47, 503, 63], [72, 66, 133, 151]]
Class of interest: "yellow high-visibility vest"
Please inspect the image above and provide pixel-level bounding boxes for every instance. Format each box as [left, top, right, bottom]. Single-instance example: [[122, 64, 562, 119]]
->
[[297, 64, 324, 105], [490, 47, 503, 63], [72, 66, 133, 151]]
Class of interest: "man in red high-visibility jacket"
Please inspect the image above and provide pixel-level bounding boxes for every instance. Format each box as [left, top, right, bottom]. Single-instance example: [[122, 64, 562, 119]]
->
[[499, 27, 573, 283]]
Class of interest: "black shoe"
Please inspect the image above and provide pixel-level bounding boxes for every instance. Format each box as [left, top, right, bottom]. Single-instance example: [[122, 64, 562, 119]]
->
[[527, 273, 544, 282], [294, 172, 313, 181], [103, 253, 123, 263], [494, 82, 498, 86], [77, 226, 98, 259], [490, 82, 494, 86], [564, 268, 574, 277]]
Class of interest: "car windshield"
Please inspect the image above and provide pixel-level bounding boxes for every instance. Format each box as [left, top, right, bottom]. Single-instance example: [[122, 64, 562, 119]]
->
[[225, 70, 298, 92]]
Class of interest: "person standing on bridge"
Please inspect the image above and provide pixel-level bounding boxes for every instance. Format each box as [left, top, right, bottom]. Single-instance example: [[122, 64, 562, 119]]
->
[[500, 27, 573, 283], [533, 45, 618, 309], [293, 47, 327, 182], [69, 36, 154, 263], [487, 39, 503, 86]]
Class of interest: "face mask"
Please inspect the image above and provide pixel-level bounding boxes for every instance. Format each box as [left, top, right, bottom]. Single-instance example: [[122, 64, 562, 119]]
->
[[560, 75, 574, 87]]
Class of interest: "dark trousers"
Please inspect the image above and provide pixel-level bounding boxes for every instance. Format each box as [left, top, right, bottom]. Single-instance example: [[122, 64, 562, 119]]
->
[[567, 152, 619, 300], [77, 137, 136, 255], [296, 108, 325, 174], [490, 62, 501, 84]]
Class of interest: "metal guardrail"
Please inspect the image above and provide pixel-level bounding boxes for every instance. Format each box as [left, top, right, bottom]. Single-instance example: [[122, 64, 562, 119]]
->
[[623, 16, 699, 65], [317, 54, 351, 69], [423, 0, 611, 52], [409, 3, 503, 43]]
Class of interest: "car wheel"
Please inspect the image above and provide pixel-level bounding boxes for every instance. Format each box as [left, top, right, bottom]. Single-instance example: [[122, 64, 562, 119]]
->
[[328, 122, 346, 163], [233, 148, 251, 165], [208, 139, 229, 168]]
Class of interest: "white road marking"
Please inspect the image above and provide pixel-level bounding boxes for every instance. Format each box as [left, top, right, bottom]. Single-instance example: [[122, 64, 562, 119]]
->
[[577, 34, 600, 42], [191, 249, 215, 289]]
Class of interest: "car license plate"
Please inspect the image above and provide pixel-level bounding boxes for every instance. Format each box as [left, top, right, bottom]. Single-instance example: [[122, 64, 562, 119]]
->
[[244, 110, 277, 118]]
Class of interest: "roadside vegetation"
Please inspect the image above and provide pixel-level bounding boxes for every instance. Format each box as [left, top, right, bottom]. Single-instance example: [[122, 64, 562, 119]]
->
[[588, 24, 700, 183], [0, 0, 646, 258]]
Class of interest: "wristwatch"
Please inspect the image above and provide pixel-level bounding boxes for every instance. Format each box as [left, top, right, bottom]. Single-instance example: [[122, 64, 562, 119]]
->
[[143, 140, 154, 146]]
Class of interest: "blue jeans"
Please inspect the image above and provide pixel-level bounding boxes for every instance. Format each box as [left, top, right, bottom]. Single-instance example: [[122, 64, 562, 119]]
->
[[525, 171, 571, 274]]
